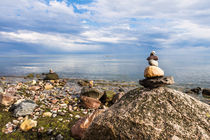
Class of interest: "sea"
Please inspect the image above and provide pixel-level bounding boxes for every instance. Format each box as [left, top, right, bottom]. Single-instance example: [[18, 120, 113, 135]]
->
[[0, 53, 210, 89]]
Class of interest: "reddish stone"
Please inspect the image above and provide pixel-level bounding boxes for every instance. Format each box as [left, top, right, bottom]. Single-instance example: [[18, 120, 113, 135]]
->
[[50, 99, 58, 104], [71, 109, 105, 139], [29, 86, 41, 91], [80, 96, 101, 109], [0, 93, 15, 106]]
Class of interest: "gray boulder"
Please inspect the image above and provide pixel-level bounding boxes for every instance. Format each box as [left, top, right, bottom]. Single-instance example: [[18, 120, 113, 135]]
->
[[9, 100, 37, 117], [81, 87, 104, 100], [84, 87, 210, 140], [139, 76, 174, 88]]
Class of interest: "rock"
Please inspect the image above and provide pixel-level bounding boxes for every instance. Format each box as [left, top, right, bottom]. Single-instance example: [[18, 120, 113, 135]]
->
[[12, 120, 20, 125], [148, 59, 158, 66], [144, 66, 164, 78], [9, 100, 37, 117], [139, 76, 174, 88], [31, 80, 36, 85], [71, 109, 105, 139], [89, 80, 94, 88], [43, 112, 52, 117], [55, 134, 64, 140], [202, 89, 210, 96], [20, 118, 37, 132], [0, 93, 16, 106], [50, 99, 58, 104], [45, 83, 54, 90], [29, 86, 41, 91], [100, 90, 117, 103], [5, 87, 17, 95], [81, 87, 104, 99], [118, 87, 124, 92], [44, 73, 59, 80], [186, 87, 202, 94], [104, 90, 116, 102], [112, 92, 125, 104], [80, 96, 101, 109], [78, 80, 90, 87], [25, 73, 34, 79], [0, 87, 3, 93], [84, 87, 210, 140]]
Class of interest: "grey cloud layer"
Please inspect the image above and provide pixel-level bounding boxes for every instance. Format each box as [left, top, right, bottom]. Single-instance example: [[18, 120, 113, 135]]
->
[[0, 0, 210, 53]]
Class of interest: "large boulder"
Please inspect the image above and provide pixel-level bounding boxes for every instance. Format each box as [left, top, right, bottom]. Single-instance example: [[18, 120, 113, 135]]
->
[[84, 87, 210, 140], [9, 100, 37, 117], [81, 87, 104, 99], [144, 66, 164, 78], [139, 76, 174, 88]]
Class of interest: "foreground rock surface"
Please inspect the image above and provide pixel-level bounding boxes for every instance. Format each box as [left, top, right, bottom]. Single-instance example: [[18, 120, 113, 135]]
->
[[139, 76, 174, 88], [84, 87, 210, 140]]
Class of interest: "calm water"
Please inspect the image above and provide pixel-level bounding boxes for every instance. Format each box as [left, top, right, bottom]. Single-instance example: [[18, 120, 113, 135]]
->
[[0, 53, 210, 88]]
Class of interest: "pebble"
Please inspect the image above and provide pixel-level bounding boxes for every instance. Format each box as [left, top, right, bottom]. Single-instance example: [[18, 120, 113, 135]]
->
[[0, 76, 139, 138], [18, 117, 24, 121], [58, 118, 63, 121], [75, 115, 80, 119], [56, 134, 64, 140], [43, 112, 53, 117], [12, 120, 19, 125]]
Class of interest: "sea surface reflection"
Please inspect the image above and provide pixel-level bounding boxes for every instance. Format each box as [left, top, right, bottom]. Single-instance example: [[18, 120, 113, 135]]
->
[[0, 53, 210, 88]]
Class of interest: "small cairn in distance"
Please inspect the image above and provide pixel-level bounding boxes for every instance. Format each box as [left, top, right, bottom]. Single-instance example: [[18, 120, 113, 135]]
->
[[139, 51, 174, 88]]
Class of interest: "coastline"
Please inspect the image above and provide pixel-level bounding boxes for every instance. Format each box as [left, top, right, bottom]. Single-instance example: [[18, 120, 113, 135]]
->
[[0, 74, 209, 139]]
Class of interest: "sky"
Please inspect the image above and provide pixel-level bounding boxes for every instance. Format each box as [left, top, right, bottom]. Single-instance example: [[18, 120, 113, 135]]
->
[[0, 0, 210, 55]]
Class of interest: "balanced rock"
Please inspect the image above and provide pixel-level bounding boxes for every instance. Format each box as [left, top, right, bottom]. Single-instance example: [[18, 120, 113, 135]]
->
[[9, 100, 37, 117], [83, 87, 210, 140], [144, 66, 164, 78], [71, 109, 105, 139], [81, 87, 104, 100], [139, 76, 174, 88]]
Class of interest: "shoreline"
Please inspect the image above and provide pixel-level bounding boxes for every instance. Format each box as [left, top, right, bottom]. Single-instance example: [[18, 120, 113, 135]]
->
[[0, 74, 209, 139]]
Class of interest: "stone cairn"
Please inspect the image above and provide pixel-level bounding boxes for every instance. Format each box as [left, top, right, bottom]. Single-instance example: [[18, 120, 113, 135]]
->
[[139, 51, 174, 88]]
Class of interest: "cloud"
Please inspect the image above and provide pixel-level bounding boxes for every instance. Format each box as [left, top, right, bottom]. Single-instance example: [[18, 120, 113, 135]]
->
[[0, 0, 210, 54], [0, 30, 100, 51]]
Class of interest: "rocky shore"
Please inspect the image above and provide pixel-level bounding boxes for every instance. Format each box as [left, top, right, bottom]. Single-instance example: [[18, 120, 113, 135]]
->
[[0, 72, 210, 139], [0, 74, 138, 139]]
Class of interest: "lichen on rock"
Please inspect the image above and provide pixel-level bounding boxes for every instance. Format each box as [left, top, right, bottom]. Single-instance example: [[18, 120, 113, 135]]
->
[[84, 87, 210, 140]]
